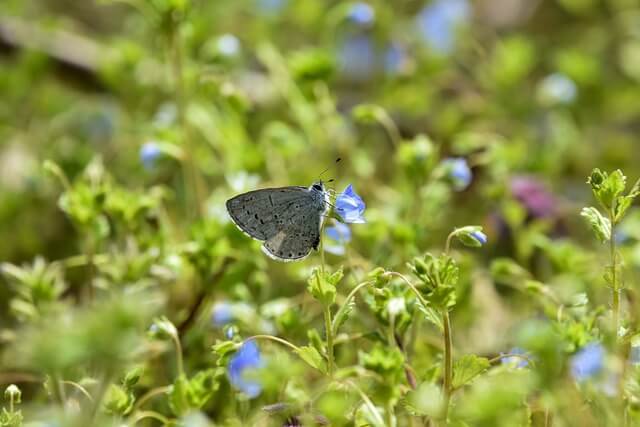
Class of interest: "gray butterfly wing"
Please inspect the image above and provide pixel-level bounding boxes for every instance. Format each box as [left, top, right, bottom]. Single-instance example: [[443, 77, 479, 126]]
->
[[226, 186, 310, 241], [261, 206, 322, 261]]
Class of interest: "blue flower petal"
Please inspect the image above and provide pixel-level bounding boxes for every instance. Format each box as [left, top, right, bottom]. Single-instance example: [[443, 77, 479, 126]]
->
[[335, 185, 366, 224], [500, 347, 528, 368], [140, 142, 162, 170], [443, 157, 472, 191], [228, 340, 264, 398], [571, 343, 604, 382], [326, 222, 352, 243], [347, 2, 375, 26], [211, 302, 234, 327], [470, 231, 487, 245], [416, 0, 470, 54]]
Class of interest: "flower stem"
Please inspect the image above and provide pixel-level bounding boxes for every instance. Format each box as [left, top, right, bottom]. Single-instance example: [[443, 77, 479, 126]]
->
[[324, 305, 335, 376], [245, 334, 302, 353], [169, 22, 203, 219], [609, 216, 619, 338], [171, 333, 184, 377], [442, 310, 453, 424]]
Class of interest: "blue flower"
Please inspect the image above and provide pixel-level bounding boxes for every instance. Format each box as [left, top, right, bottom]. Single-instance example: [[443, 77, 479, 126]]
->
[[500, 347, 529, 368], [539, 73, 577, 105], [324, 222, 352, 255], [443, 157, 472, 191], [416, 0, 470, 54], [384, 43, 411, 75], [571, 343, 604, 381], [228, 340, 263, 398], [630, 346, 640, 365], [335, 184, 366, 224], [338, 35, 375, 80], [217, 34, 240, 57], [256, 0, 287, 16], [347, 3, 375, 26], [140, 142, 162, 170], [211, 302, 233, 327], [470, 230, 487, 246]]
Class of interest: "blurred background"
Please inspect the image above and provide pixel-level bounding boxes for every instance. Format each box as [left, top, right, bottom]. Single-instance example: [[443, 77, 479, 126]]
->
[[1, 0, 640, 425]]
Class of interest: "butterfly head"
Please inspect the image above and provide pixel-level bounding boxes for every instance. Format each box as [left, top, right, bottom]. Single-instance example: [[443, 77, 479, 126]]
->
[[311, 181, 325, 192]]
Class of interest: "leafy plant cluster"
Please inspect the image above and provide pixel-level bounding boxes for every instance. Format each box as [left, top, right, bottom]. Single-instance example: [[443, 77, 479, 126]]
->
[[2, 0, 640, 426]]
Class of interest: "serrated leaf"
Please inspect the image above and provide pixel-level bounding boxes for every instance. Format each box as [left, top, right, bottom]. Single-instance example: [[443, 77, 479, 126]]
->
[[332, 297, 355, 334], [404, 382, 444, 418], [415, 299, 443, 331], [580, 207, 611, 242], [452, 354, 490, 390], [295, 346, 326, 373]]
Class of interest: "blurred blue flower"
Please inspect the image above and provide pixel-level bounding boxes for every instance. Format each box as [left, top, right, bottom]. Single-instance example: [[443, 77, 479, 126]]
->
[[571, 343, 604, 381], [470, 230, 487, 246], [630, 346, 640, 364], [500, 347, 529, 368], [539, 73, 577, 105], [211, 302, 233, 327], [324, 222, 352, 255], [614, 230, 630, 245], [443, 157, 472, 191], [384, 43, 408, 75], [228, 340, 263, 398], [335, 184, 366, 223], [140, 142, 162, 170], [347, 3, 375, 26], [217, 34, 241, 57], [416, 0, 470, 54], [338, 35, 375, 80], [256, 0, 287, 15]]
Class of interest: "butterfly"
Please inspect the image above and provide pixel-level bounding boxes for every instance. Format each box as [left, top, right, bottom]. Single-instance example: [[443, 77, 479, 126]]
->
[[226, 181, 329, 261]]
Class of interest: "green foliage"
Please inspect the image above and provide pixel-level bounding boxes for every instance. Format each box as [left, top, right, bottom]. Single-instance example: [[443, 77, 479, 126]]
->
[[307, 267, 343, 307], [452, 355, 491, 390], [410, 254, 459, 311], [168, 370, 221, 417], [580, 207, 611, 242], [2, 1, 640, 425]]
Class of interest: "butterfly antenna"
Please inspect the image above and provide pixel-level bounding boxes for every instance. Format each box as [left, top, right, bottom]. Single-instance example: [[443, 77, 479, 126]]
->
[[318, 157, 342, 179]]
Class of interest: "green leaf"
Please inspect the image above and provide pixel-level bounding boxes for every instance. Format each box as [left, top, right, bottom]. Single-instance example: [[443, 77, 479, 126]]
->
[[588, 168, 626, 211], [186, 369, 219, 409], [404, 382, 444, 418], [409, 254, 459, 310], [452, 355, 490, 390], [415, 299, 443, 331], [168, 375, 190, 417], [295, 346, 326, 373], [307, 268, 342, 307], [103, 383, 134, 415], [580, 207, 611, 242], [351, 104, 384, 124]]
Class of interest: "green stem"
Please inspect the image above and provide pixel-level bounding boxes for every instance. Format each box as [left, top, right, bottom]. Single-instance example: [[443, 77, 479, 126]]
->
[[376, 109, 401, 148], [332, 280, 374, 335], [610, 216, 619, 338], [445, 230, 456, 255], [324, 305, 335, 376], [345, 380, 386, 427], [171, 334, 184, 377], [387, 400, 397, 427], [442, 311, 453, 424], [245, 335, 302, 353], [169, 23, 203, 219], [132, 385, 172, 412], [131, 410, 172, 425]]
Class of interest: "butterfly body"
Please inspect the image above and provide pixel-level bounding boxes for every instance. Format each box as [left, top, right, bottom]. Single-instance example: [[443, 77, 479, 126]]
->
[[226, 181, 328, 261]]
